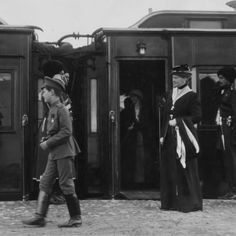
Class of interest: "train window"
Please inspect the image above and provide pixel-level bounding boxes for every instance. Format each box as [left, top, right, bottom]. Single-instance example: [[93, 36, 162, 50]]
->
[[37, 79, 45, 120], [191, 67, 197, 92], [90, 78, 97, 133], [0, 72, 13, 130], [188, 20, 223, 29]]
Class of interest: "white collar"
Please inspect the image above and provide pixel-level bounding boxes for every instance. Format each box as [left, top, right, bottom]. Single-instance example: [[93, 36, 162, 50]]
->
[[172, 86, 192, 105]]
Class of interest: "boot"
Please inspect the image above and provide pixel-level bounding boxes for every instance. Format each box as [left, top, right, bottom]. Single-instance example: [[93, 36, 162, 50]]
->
[[22, 191, 49, 227], [58, 193, 82, 228]]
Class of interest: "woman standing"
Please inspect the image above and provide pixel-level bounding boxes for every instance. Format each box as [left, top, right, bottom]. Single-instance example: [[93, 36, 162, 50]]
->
[[160, 64, 202, 212]]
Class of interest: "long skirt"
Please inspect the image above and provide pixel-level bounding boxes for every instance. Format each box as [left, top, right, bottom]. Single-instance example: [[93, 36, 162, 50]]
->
[[160, 128, 202, 212]]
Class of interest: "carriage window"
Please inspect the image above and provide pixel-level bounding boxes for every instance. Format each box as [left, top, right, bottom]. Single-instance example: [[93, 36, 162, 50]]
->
[[0, 72, 13, 130], [189, 20, 222, 29], [90, 79, 97, 132], [38, 79, 44, 120], [199, 73, 220, 125]]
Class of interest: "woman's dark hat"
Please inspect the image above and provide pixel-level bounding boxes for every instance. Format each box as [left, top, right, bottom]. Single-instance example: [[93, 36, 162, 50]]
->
[[41, 60, 69, 91], [171, 64, 192, 78], [42, 60, 65, 77], [129, 89, 143, 100], [217, 66, 236, 83]]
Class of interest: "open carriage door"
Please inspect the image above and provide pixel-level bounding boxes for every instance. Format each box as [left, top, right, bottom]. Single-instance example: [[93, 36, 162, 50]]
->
[[106, 33, 167, 199], [118, 59, 166, 199], [0, 29, 33, 200]]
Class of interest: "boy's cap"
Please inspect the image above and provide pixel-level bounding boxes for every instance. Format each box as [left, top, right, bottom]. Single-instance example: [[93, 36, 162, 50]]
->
[[41, 73, 69, 91]]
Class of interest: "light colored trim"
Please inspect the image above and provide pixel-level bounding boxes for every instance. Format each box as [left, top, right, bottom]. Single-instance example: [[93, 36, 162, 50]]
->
[[191, 67, 197, 92], [171, 37, 175, 68], [94, 27, 236, 35], [130, 10, 236, 28]]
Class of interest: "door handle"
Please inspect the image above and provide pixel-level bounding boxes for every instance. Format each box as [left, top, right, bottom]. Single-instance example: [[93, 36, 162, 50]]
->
[[109, 110, 116, 123], [22, 114, 28, 127]]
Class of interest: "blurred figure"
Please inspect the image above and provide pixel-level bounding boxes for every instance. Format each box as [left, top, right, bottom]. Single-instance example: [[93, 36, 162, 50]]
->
[[216, 66, 236, 199], [120, 97, 136, 187], [129, 90, 145, 184], [120, 96, 136, 141]]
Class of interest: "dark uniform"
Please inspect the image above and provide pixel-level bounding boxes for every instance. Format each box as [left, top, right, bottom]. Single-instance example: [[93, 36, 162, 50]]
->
[[23, 61, 82, 228], [39, 101, 80, 195], [217, 85, 236, 197]]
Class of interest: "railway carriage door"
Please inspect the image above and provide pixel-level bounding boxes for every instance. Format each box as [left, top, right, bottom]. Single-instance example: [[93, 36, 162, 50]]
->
[[0, 57, 30, 200], [116, 59, 166, 199], [0, 30, 33, 200]]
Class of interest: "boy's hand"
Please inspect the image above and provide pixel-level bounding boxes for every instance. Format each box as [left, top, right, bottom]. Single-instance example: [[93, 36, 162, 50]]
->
[[40, 141, 48, 150]]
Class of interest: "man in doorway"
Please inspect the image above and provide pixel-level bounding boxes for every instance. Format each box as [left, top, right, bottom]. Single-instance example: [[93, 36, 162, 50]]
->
[[216, 66, 236, 199]]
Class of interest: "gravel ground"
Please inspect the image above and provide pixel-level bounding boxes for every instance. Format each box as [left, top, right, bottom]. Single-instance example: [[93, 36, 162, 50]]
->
[[0, 199, 236, 235]]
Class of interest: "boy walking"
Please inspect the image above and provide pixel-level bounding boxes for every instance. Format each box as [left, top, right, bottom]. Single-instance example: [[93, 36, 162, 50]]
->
[[23, 63, 81, 227]]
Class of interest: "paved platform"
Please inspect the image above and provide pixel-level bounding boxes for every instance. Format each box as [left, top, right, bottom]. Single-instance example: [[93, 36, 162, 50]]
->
[[0, 199, 236, 235]]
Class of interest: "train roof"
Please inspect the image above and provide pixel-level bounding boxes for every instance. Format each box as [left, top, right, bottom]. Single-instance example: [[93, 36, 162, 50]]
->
[[92, 10, 236, 37], [0, 25, 42, 33], [93, 27, 236, 37], [130, 10, 236, 28]]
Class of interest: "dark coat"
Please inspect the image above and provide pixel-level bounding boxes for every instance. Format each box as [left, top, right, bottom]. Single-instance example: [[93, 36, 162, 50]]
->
[[161, 90, 201, 142], [45, 101, 81, 160], [160, 88, 202, 212], [219, 87, 236, 146]]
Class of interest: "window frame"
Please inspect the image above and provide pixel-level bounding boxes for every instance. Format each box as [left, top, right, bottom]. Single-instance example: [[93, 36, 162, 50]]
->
[[184, 17, 226, 29], [0, 69, 15, 132], [89, 77, 98, 133], [193, 65, 230, 128]]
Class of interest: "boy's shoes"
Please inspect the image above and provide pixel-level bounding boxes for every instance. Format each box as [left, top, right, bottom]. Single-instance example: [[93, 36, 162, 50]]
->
[[22, 214, 46, 227], [58, 216, 82, 228]]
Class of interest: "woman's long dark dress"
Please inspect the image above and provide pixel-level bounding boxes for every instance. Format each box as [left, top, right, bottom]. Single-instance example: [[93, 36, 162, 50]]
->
[[160, 88, 202, 212]]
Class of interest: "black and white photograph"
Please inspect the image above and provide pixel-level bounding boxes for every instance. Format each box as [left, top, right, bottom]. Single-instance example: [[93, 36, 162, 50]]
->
[[0, 0, 236, 235]]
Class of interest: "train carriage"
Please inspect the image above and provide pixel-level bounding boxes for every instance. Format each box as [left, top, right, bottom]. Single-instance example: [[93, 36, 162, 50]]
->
[[1, 10, 236, 200], [0, 25, 36, 200]]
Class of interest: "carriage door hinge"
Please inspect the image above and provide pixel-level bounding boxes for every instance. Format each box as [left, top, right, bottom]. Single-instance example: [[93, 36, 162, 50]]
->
[[109, 110, 116, 124], [22, 114, 28, 127]]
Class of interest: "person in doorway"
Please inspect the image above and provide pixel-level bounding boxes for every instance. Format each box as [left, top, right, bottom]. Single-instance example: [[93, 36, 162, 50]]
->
[[128, 89, 152, 186], [120, 96, 136, 140], [216, 66, 236, 199], [129, 90, 145, 185], [120, 96, 136, 187], [160, 64, 202, 212], [22, 68, 82, 227]]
